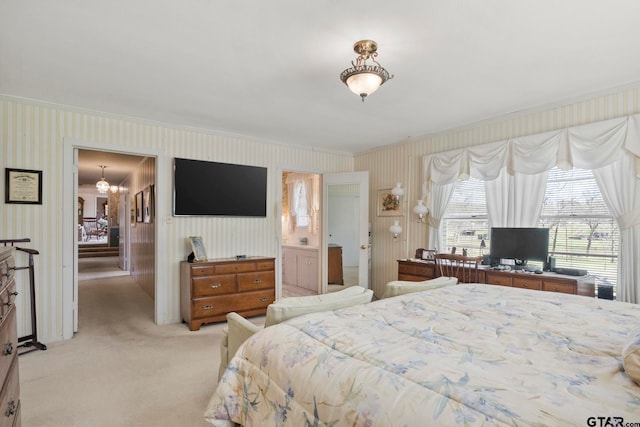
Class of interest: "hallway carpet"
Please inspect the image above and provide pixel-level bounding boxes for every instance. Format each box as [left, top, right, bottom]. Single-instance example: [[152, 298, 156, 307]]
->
[[19, 259, 226, 427]]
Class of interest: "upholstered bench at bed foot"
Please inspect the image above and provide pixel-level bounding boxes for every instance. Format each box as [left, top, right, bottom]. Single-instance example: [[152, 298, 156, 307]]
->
[[383, 276, 458, 298], [218, 286, 374, 380]]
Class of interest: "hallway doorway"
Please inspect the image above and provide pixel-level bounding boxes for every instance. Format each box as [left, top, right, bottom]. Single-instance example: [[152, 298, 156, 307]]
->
[[64, 143, 162, 338]]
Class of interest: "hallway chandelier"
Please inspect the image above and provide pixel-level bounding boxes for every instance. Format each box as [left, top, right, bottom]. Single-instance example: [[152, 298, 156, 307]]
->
[[340, 39, 393, 102], [96, 165, 110, 194]]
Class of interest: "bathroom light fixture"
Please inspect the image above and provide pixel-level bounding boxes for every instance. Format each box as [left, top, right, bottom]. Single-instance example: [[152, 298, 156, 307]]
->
[[391, 182, 404, 198], [389, 220, 402, 239], [96, 165, 110, 194], [413, 200, 428, 222], [340, 39, 393, 102]]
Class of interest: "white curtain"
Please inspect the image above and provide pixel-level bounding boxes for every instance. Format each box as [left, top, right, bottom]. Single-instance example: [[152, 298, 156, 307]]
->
[[422, 113, 640, 300], [592, 152, 640, 303], [426, 181, 455, 252], [284, 173, 319, 234], [485, 169, 548, 228]]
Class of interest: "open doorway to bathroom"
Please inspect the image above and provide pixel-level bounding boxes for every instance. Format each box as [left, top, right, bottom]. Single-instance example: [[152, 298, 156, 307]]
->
[[281, 171, 321, 297]]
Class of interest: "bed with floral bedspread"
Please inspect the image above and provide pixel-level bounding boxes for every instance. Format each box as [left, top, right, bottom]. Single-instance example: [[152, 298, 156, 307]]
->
[[205, 283, 640, 426]]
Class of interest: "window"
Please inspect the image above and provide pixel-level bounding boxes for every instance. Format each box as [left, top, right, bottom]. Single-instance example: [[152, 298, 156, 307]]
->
[[440, 167, 618, 286], [540, 167, 618, 287], [440, 177, 488, 257], [293, 180, 310, 228]]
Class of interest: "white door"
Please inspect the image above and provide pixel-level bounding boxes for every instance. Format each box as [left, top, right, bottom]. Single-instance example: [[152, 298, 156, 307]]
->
[[321, 172, 369, 293], [118, 191, 128, 271]]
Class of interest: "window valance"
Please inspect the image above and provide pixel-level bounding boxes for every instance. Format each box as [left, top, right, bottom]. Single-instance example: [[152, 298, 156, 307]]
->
[[423, 114, 640, 186]]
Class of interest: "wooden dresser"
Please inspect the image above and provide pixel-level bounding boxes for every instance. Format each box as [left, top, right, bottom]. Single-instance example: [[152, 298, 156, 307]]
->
[[0, 247, 20, 426], [180, 257, 275, 331], [397, 259, 595, 297]]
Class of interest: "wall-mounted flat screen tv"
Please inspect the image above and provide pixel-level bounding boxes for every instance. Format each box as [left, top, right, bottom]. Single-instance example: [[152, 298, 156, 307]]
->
[[173, 157, 267, 217]]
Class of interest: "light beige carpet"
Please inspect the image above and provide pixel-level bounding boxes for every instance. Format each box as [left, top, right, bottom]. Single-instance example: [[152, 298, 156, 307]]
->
[[19, 258, 226, 427]]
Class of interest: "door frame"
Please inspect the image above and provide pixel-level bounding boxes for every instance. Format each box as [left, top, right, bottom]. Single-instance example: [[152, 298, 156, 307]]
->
[[321, 171, 369, 293], [62, 138, 167, 339]]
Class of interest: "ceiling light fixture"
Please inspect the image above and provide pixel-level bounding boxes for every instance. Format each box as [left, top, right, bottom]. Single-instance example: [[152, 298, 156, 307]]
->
[[340, 39, 393, 102], [96, 165, 110, 194]]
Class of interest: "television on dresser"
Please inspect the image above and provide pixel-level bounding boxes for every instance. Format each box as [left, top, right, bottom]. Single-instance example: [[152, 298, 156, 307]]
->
[[173, 157, 267, 217], [489, 227, 549, 267]]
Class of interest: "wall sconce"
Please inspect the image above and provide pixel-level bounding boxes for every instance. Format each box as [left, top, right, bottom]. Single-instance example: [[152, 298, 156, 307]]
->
[[389, 220, 402, 239], [391, 182, 404, 198], [413, 200, 428, 222]]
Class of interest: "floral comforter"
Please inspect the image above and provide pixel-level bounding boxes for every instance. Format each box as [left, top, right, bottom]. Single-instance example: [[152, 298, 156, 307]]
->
[[205, 284, 640, 426]]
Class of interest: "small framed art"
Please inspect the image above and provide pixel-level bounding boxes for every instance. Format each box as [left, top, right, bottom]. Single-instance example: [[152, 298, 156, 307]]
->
[[135, 191, 144, 223], [143, 185, 154, 223], [189, 236, 207, 261], [376, 188, 403, 217]]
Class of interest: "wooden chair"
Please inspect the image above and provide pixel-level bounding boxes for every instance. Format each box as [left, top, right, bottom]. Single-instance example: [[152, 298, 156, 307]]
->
[[82, 218, 100, 241], [434, 253, 483, 283]]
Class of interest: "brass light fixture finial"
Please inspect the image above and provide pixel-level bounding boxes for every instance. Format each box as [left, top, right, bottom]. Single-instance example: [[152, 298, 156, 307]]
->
[[340, 39, 393, 102]]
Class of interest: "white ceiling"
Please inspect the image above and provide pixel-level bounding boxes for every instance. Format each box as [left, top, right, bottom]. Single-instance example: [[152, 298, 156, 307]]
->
[[77, 150, 146, 187], [2, 0, 640, 159]]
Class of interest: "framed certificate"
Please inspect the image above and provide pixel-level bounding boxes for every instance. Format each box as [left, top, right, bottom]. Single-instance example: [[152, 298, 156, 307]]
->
[[5, 168, 43, 204]]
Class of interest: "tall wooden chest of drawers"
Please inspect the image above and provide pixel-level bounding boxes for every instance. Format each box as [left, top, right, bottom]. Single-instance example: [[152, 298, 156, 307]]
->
[[0, 247, 20, 426], [180, 257, 275, 331]]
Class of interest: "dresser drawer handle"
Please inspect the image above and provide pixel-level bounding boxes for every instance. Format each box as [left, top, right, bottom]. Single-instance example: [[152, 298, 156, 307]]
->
[[209, 284, 221, 289], [260, 297, 268, 302], [201, 305, 213, 310], [3, 302, 11, 308], [3, 343, 12, 356], [4, 399, 15, 417], [252, 279, 262, 284]]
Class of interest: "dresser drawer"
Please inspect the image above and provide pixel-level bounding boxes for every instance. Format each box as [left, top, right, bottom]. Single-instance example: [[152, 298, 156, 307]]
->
[[0, 283, 17, 324], [543, 280, 576, 294], [256, 260, 275, 271], [0, 357, 19, 427], [191, 274, 236, 297], [214, 262, 257, 274], [191, 289, 275, 319], [398, 263, 434, 278], [512, 276, 543, 291], [0, 309, 17, 389], [485, 272, 512, 287], [0, 259, 14, 288], [237, 271, 274, 292]]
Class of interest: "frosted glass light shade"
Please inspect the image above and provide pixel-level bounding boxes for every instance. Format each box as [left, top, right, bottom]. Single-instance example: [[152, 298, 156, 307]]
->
[[413, 200, 428, 220], [391, 182, 404, 197], [389, 220, 402, 238], [346, 73, 383, 97]]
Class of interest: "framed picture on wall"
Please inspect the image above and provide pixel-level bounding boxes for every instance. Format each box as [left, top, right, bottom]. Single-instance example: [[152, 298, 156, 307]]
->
[[143, 185, 153, 223], [5, 168, 43, 204], [135, 191, 144, 223], [376, 188, 403, 216]]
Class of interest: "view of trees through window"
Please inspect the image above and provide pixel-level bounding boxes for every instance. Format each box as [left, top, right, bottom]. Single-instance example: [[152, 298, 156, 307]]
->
[[440, 167, 619, 287]]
